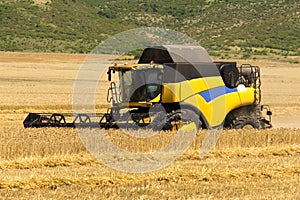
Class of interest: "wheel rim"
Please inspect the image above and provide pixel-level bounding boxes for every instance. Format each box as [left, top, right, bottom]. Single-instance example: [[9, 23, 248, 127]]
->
[[243, 124, 255, 129]]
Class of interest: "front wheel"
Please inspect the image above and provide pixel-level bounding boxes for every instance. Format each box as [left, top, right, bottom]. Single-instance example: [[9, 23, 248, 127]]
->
[[162, 109, 201, 131]]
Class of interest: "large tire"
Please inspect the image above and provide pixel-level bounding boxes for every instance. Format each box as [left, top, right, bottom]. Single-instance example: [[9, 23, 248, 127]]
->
[[181, 109, 201, 130], [232, 116, 260, 129], [151, 111, 168, 131], [163, 109, 201, 131]]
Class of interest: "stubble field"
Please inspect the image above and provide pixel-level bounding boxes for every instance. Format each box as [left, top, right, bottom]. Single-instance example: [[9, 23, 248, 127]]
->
[[0, 52, 299, 199]]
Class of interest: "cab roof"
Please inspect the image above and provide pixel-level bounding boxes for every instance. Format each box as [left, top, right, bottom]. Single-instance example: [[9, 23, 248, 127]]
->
[[109, 45, 213, 71], [138, 45, 212, 64]]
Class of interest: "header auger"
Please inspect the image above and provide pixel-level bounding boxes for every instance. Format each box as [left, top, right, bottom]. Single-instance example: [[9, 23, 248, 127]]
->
[[23, 45, 272, 130]]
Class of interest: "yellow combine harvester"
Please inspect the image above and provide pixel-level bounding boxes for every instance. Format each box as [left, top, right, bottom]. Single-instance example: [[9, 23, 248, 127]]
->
[[24, 45, 272, 129]]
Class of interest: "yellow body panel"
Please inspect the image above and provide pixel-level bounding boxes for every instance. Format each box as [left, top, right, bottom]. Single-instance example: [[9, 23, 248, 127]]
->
[[183, 88, 255, 127], [160, 76, 255, 127], [184, 94, 227, 127], [149, 94, 161, 103], [225, 92, 243, 112], [238, 88, 255, 105], [180, 77, 224, 100], [161, 83, 181, 102], [119, 94, 161, 107], [161, 77, 224, 103]]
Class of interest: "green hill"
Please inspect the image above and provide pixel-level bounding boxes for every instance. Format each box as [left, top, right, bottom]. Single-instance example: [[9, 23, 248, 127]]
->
[[1, 0, 299, 57]]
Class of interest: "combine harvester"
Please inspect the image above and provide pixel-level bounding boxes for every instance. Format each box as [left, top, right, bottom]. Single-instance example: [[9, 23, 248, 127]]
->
[[23, 45, 272, 130]]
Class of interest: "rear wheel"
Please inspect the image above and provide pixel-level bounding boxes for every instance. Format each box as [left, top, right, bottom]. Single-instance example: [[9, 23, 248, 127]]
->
[[232, 116, 260, 129]]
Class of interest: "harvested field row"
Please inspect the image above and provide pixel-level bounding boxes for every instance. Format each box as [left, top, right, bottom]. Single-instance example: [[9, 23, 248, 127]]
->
[[0, 144, 299, 170], [1, 126, 300, 160], [1, 176, 299, 199], [1, 164, 299, 190]]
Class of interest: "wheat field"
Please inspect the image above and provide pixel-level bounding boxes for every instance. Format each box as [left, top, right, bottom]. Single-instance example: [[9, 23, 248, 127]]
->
[[0, 52, 299, 199]]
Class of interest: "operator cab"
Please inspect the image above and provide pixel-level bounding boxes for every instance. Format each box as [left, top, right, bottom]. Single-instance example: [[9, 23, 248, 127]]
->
[[108, 64, 164, 104]]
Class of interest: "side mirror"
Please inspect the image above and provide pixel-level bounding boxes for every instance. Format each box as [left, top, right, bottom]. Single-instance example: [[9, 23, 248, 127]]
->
[[267, 111, 272, 116], [107, 69, 112, 81]]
